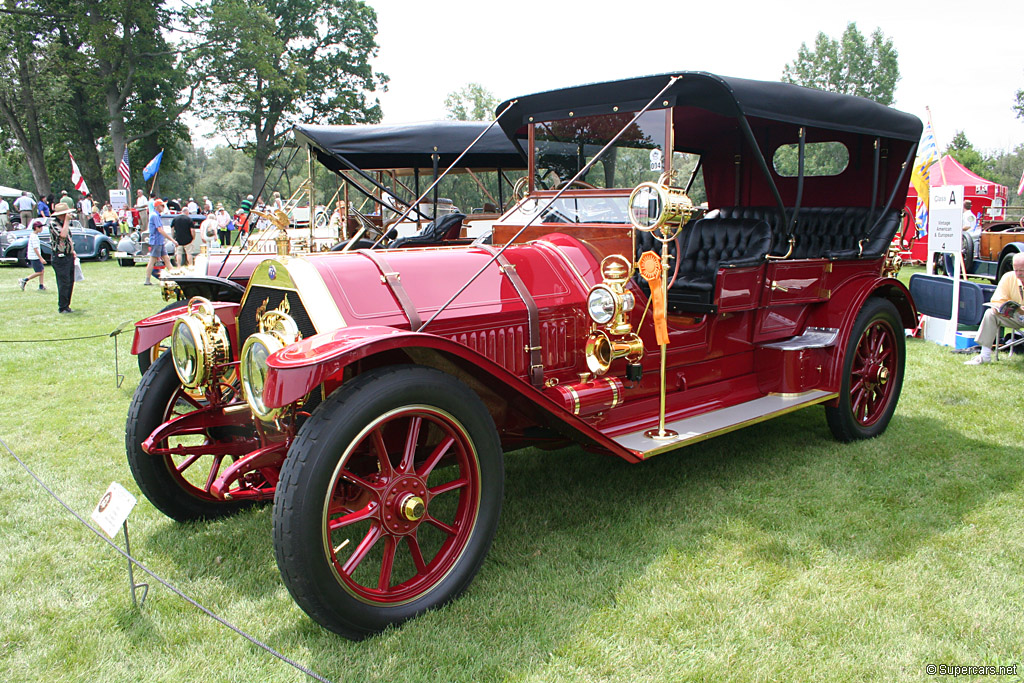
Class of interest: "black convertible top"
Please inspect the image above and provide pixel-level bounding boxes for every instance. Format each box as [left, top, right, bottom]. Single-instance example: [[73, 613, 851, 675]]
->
[[497, 71, 922, 142], [292, 121, 526, 175]]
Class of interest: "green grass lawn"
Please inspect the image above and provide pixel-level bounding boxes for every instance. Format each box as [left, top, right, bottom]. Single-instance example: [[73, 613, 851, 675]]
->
[[1, 261, 1022, 682]]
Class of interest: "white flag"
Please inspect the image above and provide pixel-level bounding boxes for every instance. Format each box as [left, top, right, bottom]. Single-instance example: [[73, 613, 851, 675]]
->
[[69, 151, 89, 195]]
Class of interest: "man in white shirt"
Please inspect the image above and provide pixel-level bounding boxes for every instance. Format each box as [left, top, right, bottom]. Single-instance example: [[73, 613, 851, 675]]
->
[[14, 192, 34, 227], [135, 189, 149, 234], [962, 199, 979, 257], [79, 193, 93, 216], [186, 197, 199, 215], [202, 196, 212, 213], [0, 197, 9, 231]]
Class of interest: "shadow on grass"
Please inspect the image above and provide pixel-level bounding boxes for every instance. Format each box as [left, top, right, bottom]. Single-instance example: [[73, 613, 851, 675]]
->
[[131, 406, 1023, 681]]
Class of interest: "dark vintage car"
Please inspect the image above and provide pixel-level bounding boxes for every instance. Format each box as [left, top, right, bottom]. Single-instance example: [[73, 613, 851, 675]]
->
[[934, 208, 1024, 281], [0, 219, 117, 265], [127, 71, 920, 639]]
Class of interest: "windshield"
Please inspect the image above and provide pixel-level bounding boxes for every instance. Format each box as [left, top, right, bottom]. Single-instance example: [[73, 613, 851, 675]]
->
[[503, 195, 630, 225], [531, 110, 668, 189]]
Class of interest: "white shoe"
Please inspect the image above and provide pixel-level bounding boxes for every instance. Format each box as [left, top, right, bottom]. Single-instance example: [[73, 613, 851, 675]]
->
[[964, 355, 991, 365]]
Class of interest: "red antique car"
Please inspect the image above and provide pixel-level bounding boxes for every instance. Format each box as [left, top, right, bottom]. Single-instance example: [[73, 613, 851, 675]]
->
[[126, 71, 921, 639]]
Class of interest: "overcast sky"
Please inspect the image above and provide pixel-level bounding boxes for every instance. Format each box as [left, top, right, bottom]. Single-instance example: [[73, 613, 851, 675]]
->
[[369, 0, 1024, 154]]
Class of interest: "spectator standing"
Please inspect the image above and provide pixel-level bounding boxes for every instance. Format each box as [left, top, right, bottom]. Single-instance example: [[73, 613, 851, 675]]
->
[[167, 197, 181, 212], [962, 199, 980, 258], [171, 212, 194, 266], [18, 219, 47, 291], [270, 191, 284, 213], [14, 192, 34, 227], [144, 198, 175, 285], [200, 213, 218, 251], [202, 196, 212, 213], [186, 197, 199, 215], [135, 189, 149, 233], [79, 193, 93, 216], [59, 190, 74, 210], [0, 197, 9, 231], [234, 209, 250, 247], [48, 204, 76, 313], [240, 194, 254, 213], [36, 196, 50, 218], [215, 204, 231, 246]]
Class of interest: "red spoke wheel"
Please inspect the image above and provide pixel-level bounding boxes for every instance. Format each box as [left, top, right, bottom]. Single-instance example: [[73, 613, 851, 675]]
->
[[126, 352, 260, 521], [826, 298, 905, 441], [274, 365, 503, 639]]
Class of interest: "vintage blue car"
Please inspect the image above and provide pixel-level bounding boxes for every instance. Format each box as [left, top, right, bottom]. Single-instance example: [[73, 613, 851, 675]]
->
[[0, 219, 117, 265]]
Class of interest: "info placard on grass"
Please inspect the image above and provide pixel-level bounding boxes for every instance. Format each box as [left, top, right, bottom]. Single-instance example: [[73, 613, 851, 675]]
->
[[91, 482, 137, 538]]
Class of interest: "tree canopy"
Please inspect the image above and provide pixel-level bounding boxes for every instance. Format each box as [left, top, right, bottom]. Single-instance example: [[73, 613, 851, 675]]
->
[[782, 22, 900, 106], [445, 83, 497, 121]]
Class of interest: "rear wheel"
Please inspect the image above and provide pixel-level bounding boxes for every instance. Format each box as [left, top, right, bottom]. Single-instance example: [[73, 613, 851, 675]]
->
[[996, 251, 1017, 282], [125, 353, 258, 521], [273, 365, 503, 639], [826, 298, 905, 442]]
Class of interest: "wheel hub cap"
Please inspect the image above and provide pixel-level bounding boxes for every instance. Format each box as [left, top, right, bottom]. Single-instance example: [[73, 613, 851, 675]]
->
[[400, 494, 425, 521], [382, 476, 428, 534]]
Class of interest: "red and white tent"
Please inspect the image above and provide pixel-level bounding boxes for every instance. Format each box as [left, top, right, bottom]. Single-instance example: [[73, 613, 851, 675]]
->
[[904, 155, 1009, 261]]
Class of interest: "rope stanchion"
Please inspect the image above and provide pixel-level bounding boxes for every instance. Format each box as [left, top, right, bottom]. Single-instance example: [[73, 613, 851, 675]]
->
[[0, 434, 336, 683]]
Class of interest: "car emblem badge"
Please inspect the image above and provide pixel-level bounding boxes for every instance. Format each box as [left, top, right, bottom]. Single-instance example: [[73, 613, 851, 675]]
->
[[268, 265, 276, 280]]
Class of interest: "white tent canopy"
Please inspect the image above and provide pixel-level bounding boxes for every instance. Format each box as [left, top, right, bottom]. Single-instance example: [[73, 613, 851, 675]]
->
[[0, 185, 32, 198]]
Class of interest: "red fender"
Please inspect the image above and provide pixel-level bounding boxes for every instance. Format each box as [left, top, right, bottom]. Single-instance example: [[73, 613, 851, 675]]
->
[[261, 325, 646, 463], [131, 301, 240, 355]]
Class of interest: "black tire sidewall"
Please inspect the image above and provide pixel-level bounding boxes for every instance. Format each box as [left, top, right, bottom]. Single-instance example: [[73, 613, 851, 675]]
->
[[826, 298, 905, 442], [273, 365, 503, 638]]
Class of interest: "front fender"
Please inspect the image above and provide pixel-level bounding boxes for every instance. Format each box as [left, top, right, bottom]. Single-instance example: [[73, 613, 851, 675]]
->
[[263, 325, 531, 408], [131, 301, 240, 355]]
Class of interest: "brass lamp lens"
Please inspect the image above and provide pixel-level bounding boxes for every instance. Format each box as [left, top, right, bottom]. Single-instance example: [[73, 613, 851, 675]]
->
[[628, 184, 663, 230], [171, 320, 199, 387]]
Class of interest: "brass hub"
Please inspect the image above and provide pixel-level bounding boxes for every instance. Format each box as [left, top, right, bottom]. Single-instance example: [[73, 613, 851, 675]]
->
[[877, 365, 889, 385], [400, 494, 425, 522]]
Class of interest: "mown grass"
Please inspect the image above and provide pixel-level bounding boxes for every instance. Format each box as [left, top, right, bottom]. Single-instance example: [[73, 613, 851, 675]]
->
[[1, 261, 1022, 682]]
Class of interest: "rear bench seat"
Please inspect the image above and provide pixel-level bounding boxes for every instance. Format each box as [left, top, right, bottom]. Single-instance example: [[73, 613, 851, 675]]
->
[[633, 206, 901, 315]]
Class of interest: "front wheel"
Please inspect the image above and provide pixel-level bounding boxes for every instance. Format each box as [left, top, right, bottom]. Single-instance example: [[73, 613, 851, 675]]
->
[[125, 353, 258, 521], [273, 365, 503, 639], [825, 298, 905, 442], [996, 251, 1018, 282], [97, 245, 110, 261]]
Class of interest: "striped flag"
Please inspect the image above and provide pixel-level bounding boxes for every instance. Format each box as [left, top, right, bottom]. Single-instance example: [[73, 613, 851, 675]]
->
[[910, 119, 940, 233], [1017, 167, 1023, 196], [69, 151, 89, 195], [118, 148, 131, 190]]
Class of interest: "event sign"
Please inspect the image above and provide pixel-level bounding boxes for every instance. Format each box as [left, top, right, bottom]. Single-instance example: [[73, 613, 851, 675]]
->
[[924, 185, 964, 346], [91, 482, 137, 538], [109, 189, 128, 210]]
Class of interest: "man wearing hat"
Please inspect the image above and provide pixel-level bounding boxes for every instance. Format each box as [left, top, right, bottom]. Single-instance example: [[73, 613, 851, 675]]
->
[[49, 203, 77, 313], [144, 198, 175, 285]]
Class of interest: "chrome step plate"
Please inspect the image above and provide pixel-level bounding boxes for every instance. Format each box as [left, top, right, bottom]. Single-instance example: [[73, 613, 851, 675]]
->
[[614, 390, 838, 459]]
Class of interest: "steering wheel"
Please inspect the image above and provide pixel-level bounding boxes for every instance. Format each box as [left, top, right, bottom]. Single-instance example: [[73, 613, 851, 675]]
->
[[555, 179, 597, 190]]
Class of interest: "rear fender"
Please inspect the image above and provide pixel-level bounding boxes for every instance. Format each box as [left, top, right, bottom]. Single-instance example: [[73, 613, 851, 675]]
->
[[131, 301, 240, 355], [807, 276, 915, 393]]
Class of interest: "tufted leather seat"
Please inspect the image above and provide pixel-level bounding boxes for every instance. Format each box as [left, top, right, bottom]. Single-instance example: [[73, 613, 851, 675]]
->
[[707, 207, 901, 260], [390, 212, 466, 249], [665, 217, 772, 312]]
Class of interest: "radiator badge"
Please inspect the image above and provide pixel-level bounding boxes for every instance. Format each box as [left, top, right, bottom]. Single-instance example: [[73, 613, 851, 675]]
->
[[268, 265, 277, 280]]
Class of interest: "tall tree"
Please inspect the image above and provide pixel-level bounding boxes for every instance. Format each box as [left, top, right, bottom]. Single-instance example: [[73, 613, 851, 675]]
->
[[444, 83, 497, 121], [0, 0, 54, 196], [190, 0, 387, 196], [944, 131, 990, 177], [782, 22, 900, 106]]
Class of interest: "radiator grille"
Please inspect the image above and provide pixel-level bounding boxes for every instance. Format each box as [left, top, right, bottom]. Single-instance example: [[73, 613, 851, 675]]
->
[[238, 285, 318, 344]]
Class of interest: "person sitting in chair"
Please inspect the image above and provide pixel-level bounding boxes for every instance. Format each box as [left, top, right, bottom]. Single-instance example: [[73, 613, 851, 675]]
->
[[965, 252, 1024, 365]]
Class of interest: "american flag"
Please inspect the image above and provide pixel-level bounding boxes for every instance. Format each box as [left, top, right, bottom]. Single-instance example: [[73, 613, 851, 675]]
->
[[118, 147, 131, 191]]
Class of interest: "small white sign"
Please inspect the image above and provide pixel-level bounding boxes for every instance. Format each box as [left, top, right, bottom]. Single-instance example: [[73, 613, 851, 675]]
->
[[928, 185, 963, 254], [109, 189, 128, 210], [91, 482, 137, 538], [649, 148, 663, 172]]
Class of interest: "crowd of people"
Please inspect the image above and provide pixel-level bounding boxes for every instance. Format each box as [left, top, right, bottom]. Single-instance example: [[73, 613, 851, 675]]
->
[[9, 188, 285, 312]]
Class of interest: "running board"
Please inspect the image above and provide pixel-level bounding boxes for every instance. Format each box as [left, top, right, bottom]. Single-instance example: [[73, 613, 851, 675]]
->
[[612, 390, 838, 459]]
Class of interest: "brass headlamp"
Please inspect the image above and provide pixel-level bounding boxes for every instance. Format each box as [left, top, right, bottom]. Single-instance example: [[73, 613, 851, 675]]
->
[[240, 296, 302, 422], [170, 297, 232, 390], [627, 177, 695, 233], [584, 254, 643, 376]]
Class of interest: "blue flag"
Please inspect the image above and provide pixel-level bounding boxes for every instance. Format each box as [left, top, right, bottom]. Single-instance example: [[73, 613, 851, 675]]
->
[[142, 150, 163, 181]]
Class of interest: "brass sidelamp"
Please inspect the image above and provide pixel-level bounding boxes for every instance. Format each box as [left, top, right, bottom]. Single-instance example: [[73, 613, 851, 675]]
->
[[584, 254, 644, 376]]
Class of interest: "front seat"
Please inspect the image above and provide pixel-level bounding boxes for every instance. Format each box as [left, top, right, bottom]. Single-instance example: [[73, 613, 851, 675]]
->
[[390, 213, 466, 249]]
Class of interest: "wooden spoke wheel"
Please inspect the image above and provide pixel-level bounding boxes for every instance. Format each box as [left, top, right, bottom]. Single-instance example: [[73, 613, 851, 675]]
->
[[826, 298, 905, 441], [273, 365, 503, 639]]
